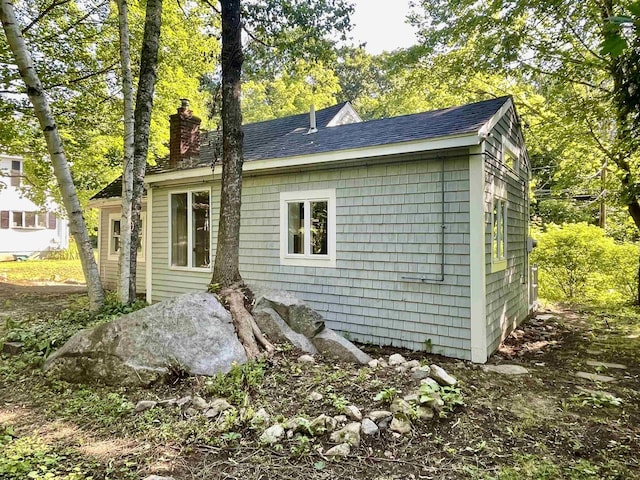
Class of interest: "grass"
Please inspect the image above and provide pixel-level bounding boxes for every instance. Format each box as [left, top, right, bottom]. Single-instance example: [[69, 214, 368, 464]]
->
[[0, 258, 85, 283], [0, 283, 639, 479]]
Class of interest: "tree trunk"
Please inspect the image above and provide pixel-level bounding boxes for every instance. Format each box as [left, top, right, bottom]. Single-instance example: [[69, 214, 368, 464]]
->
[[117, 0, 134, 304], [129, 0, 163, 301], [212, 0, 244, 288], [0, 0, 104, 310]]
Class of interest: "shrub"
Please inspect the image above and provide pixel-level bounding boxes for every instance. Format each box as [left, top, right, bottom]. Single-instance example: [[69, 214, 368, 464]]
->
[[531, 223, 638, 305], [46, 238, 80, 260]]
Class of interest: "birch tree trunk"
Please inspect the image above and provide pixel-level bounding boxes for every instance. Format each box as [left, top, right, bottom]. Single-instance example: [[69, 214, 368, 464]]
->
[[0, 0, 104, 310], [117, 0, 134, 304], [129, 0, 162, 300], [212, 0, 244, 288]]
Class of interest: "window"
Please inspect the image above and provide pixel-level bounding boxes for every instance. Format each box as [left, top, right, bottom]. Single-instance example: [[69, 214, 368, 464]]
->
[[280, 189, 336, 267], [491, 197, 508, 272], [12, 211, 23, 227], [25, 212, 36, 228], [502, 139, 520, 173], [47, 212, 57, 230], [170, 190, 210, 269], [10, 160, 20, 187], [0, 211, 8, 229], [108, 213, 146, 261]]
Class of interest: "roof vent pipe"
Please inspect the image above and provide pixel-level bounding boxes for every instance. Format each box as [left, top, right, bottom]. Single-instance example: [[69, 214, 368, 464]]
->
[[307, 104, 318, 134]]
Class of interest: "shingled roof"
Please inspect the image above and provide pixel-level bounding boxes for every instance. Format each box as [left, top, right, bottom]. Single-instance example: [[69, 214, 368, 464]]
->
[[91, 96, 511, 201]]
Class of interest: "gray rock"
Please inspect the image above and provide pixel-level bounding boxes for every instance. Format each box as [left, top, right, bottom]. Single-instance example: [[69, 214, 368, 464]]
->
[[329, 422, 361, 446], [157, 398, 176, 408], [403, 393, 419, 404], [309, 414, 337, 434], [252, 408, 270, 426], [585, 360, 627, 370], [429, 364, 457, 386], [390, 415, 411, 434], [390, 398, 412, 416], [43, 293, 247, 385], [297, 354, 316, 364], [535, 314, 554, 320], [310, 328, 372, 364], [415, 406, 434, 420], [209, 398, 232, 413], [254, 290, 326, 338], [388, 353, 406, 366], [394, 365, 409, 374], [253, 307, 318, 354], [367, 410, 392, 423], [143, 476, 175, 480], [191, 396, 210, 410], [344, 405, 362, 421], [176, 396, 192, 408], [482, 364, 530, 375], [420, 378, 440, 390], [2, 341, 23, 355], [184, 407, 198, 417], [260, 424, 285, 445], [361, 418, 379, 435], [405, 360, 421, 369], [334, 415, 348, 424], [308, 391, 323, 401], [411, 365, 431, 380], [575, 372, 616, 383], [325, 443, 350, 457], [368, 359, 380, 368], [377, 358, 388, 368], [135, 400, 157, 413]]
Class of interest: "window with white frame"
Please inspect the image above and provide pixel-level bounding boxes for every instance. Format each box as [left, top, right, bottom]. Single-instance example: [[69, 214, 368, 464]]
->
[[502, 138, 520, 173], [108, 212, 146, 261], [280, 189, 336, 267], [170, 190, 210, 269], [491, 196, 508, 272], [10, 160, 21, 187]]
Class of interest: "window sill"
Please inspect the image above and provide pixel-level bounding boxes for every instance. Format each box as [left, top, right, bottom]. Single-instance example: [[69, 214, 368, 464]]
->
[[281, 255, 336, 268], [11, 226, 47, 230], [169, 265, 211, 273], [491, 259, 507, 273], [108, 255, 145, 262]]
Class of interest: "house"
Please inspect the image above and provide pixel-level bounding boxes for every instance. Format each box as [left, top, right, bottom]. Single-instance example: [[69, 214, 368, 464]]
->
[[90, 97, 535, 363], [0, 154, 68, 259]]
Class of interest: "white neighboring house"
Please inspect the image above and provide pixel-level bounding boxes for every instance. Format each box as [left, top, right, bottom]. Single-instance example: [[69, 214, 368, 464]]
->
[[0, 154, 69, 258]]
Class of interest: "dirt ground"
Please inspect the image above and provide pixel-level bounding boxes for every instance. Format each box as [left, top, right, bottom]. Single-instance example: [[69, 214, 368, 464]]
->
[[0, 281, 639, 480]]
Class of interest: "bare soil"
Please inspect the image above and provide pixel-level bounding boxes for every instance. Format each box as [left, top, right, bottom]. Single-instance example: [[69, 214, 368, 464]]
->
[[0, 282, 639, 480]]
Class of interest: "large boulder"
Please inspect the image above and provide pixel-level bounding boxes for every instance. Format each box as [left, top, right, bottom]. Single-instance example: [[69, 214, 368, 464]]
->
[[253, 307, 318, 353], [43, 293, 247, 385], [311, 328, 372, 364], [254, 290, 325, 338]]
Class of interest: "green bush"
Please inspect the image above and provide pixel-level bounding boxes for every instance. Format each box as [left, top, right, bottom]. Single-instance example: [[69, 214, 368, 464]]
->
[[531, 223, 638, 305], [46, 238, 80, 260]]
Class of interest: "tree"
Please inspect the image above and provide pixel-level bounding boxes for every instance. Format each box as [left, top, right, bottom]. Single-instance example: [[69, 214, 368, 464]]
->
[[0, 0, 104, 309]]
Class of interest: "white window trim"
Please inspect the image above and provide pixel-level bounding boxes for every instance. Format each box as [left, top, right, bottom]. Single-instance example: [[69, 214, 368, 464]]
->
[[108, 212, 146, 262], [490, 185, 508, 273], [280, 189, 336, 268], [168, 188, 212, 272], [8, 211, 47, 230], [502, 138, 521, 175]]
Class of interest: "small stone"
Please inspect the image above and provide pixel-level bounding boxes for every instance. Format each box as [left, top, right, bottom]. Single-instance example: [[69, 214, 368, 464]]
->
[[210, 398, 232, 413], [394, 365, 409, 373], [298, 354, 316, 364], [575, 372, 616, 383], [2, 341, 23, 355], [361, 418, 379, 435], [252, 408, 270, 426], [368, 359, 380, 368], [260, 424, 285, 445], [334, 415, 347, 424], [191, 395, 209, 410], [390, 414, 411, 434], [309, 414, 337, 434], [389, 353, 407, 366], [403, 393, 419, 404], [329, 422, 361, 446], [367, 410, 393, 423], [390, 398, 412, 416], [420, 378, 440, 390], [135, 400, 157, 413], [157, 398, 176, 407], [429, 364, 457, 386], [184, 407, 198, 417], [405, 360, 421, 369], [344, 405, 362, 421], [377, 358, 388, 368], [308, 391, 323, 401], [204, 408, 220, 419], [586, 349, 603, 355], [415, 406, 434, 420], [411, 365, 431, 380], [586, 360, 627, 370], [421, 392, 444, 410], [176, 396, 192, 408], [143, 476, 175, 480], [535, 314, 554, 320], [325, 443, 350, 457], [482, 364, 530, 375]]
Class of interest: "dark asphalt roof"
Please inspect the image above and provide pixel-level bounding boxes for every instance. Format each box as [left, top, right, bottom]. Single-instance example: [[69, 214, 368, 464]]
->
[[92, 97, 510, 200]]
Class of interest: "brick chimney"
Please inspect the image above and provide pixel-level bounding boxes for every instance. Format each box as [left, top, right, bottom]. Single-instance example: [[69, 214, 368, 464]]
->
[[169, 99, 201, 167]]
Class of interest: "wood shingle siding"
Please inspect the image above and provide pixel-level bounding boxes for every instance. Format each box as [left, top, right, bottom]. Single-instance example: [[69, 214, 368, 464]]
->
[[151, 152, 474, 359]]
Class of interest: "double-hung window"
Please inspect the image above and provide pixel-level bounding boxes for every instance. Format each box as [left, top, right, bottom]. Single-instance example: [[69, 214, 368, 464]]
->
[[502, 138, 520, 174], [491, 195, 508, 272], [108, 213, 146, 261], [170, 190, 210, 269], [280, 189, 336, 267], [10, 160, 21, 187]]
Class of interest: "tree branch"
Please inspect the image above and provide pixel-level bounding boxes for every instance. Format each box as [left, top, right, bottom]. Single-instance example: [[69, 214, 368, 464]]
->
[[20, 0, 72, 35]]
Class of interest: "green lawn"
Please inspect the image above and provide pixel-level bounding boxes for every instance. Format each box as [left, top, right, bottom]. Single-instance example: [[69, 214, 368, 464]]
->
[[0, 259, 85, 283]]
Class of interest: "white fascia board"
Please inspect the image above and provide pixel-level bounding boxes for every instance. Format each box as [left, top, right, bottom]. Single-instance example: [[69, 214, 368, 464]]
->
[[0, 154, 23, 161], [478, 97, 514, 139], [88, 198, 147, 209], [145, 133, 481, 185]]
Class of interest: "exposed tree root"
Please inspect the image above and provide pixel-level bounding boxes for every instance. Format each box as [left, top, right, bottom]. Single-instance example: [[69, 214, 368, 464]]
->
[[220, 284, 274, 359]]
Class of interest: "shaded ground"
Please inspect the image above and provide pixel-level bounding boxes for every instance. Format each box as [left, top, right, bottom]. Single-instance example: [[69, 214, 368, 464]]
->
[[0, 282, 639, 480]]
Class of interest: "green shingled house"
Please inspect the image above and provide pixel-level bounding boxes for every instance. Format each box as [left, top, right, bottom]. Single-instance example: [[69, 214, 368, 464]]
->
[[90, 97, 536, 363]]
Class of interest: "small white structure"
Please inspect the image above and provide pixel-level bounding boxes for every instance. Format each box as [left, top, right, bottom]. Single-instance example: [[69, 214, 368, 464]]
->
[[0, 154, 68, 258]]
